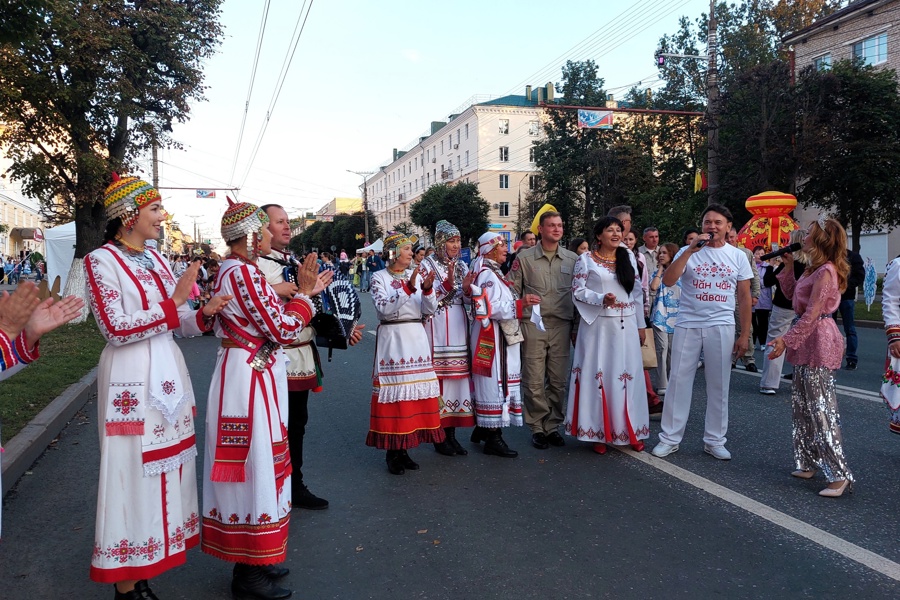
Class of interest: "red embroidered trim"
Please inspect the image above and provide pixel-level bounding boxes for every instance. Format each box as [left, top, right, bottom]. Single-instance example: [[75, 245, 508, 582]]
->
[[106, 421, 145, 436], [13, 332, 40, 363]]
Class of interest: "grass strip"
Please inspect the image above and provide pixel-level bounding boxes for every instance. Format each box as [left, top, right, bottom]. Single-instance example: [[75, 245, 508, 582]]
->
[[0, 320, 106, 445]]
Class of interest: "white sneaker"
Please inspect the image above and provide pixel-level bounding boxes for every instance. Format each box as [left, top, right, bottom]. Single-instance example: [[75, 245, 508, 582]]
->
[[704, 445, 732, 460], [759, 388, 776, 395], [697, 360, 704, 369], [651, 443, 679, 458]]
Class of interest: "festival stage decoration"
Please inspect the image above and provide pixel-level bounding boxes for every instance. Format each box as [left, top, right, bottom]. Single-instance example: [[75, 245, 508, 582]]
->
[[735, 191, 799, 252]]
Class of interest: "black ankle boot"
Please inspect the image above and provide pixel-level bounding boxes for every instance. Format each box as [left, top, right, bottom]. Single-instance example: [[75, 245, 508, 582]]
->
[[470, 426, 488, 444], [484, 429, 518, 458], [433, 437, 455, 456], [113, 585, 144, 600], [259, 564, 290, 580], [232, 563, 292, 600], [134, 580, 159, 600], [398, 449, 420, 470], [386, 450, 405, 475], [445, 427, 467, 455]]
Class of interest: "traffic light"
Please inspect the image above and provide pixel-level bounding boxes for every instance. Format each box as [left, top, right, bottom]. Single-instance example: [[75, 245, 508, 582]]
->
[[657, 54, 666, 66]]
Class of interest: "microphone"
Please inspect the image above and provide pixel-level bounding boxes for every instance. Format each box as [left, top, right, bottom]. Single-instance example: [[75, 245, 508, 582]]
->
[[760, 242, 801, 261]]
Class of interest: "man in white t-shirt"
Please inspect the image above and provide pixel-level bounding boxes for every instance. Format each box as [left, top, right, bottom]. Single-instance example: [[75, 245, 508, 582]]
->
[[651, 204, 753, 461]]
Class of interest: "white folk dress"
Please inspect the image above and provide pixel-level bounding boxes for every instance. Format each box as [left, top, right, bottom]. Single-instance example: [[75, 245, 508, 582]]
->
[[366, 268, 443, 449], [85, 243, 209, 583], [201, 256, 315, 565], [469, 259, 524, 428], [565, 252, 649, 445], [420, 255, 476, 428]]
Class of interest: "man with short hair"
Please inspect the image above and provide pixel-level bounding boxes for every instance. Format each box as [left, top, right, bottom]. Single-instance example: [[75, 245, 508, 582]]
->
[[509, 212, 577, 449], [639, 227, 660, 273], [652, 204, 753, 461], [502, 231, 536, 274]]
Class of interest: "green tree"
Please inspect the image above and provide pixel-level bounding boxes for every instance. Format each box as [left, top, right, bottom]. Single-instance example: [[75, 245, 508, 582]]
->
[[0, 0, 223, 278], [410, 182, 489, 248], [795, 59, 900, 252]]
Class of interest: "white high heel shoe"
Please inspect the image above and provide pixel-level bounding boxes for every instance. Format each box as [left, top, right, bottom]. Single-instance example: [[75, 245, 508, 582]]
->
[[819, 480, 850, 498]]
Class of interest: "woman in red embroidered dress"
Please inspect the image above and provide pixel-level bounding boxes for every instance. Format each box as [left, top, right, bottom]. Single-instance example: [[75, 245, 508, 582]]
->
[[202, 199, 329, 600], [86, 175, 231, 600]]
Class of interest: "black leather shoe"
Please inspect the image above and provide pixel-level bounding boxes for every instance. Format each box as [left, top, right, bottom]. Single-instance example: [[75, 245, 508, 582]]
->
[[445, 427, 468, 455], [232, 563, 293, 600], [293, 484, 328, 510], [845, 361, 857, 371], [259, 564, 290, 580], [531, 432, 549, 450], [433, 440, 456, 456], [745, 363, 759, 373], [470, 426, 488, 444], [386, 450, 405, 475], [546, 432, 566, 447], [398, 450, 420, 470], [115, 581, 158, 600], [484, 429, 518, 458]]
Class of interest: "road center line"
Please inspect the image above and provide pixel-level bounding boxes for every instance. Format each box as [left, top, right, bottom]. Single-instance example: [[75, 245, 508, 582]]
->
[[734, 368, 883, 402], [619, 447, 900, 582]]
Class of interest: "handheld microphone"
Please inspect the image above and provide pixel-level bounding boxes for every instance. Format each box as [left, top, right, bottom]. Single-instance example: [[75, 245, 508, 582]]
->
[[760, 242, 801, 261], [695, 234, 712, 248]]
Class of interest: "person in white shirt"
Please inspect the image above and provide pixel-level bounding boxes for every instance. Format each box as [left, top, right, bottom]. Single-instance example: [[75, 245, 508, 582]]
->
[[651, 204, 753, 461]]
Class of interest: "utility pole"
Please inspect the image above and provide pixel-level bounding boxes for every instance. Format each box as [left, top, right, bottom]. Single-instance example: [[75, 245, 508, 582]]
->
[[706, 0, 719, 205], [347, 170, 374, 243]]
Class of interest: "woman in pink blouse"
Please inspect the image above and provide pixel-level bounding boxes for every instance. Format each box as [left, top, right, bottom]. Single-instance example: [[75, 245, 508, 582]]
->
[[769, 218, 853, 498]]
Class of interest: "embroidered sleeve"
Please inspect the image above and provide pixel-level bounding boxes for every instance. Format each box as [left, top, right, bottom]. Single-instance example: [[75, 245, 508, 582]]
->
[[481, 271, 518, 321], [783, 265, 836, 351], [884, 259, 900, 339], [0, 329, 17, 372], [85, 252, 179, 347], [630, 258, 647, 329], [231, 265, 311, 345], [571, 255, 607, 307], [13, 332, 40, 364], [371, 271, 415, 320]]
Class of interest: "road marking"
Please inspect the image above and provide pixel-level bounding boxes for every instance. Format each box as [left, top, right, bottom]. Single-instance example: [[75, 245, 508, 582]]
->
[[733, 368, 883, 403], [620, 447, 900, 582], [368, 330, 377, 336]]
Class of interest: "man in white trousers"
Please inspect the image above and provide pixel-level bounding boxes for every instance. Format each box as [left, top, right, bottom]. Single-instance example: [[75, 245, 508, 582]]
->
[[651, 204, 753, 460]]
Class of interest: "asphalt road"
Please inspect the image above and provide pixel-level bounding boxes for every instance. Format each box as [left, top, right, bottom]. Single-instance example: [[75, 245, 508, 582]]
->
[[2, 295, 899, 599]]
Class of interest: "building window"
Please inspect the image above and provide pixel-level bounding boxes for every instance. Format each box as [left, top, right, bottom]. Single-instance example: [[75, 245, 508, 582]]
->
[[852, 33, 888, 66], [457, 156, 460, 171], [499, 119, 509, 134], [456, 129, 460, 145], [499, 146, 509, 162], [529, 147, 536, 163], [529, 175, 539, 190], [813, 53, 832, 71], [441, 140, 444, 154], [427, 173, 430, 185], [529, 120, 540, 136], [465, 150, 469, 166], [499, 174, 509, 189], [499, 202, 509, 217], [465, 123, 469, 139]]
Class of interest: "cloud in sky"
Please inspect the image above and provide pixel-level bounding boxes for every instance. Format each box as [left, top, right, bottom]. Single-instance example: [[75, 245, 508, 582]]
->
[[402, 49, 422, 63]]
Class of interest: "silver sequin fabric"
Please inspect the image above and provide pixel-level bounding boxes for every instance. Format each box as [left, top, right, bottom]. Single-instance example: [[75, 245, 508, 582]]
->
[[791, 365, 854, 484]]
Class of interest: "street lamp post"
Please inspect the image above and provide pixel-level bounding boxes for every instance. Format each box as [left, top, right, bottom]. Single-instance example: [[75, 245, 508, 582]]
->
[[347, 170, 374, 244]]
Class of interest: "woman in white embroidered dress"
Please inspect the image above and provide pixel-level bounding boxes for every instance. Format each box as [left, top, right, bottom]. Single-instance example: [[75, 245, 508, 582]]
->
[[420, 220, 476, 457], [468, 232, 540, 458], [202, 199, 328, 600], [566, 216, 649, 455], [367, 231, 444, 475], [86, 175, 231, 600]]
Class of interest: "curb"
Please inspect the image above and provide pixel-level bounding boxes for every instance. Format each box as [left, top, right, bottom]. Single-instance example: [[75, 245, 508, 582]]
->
[[2, 367, 98, 496]]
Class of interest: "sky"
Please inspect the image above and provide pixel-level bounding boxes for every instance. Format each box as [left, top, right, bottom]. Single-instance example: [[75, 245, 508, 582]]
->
[[149, 0, 714, 247]]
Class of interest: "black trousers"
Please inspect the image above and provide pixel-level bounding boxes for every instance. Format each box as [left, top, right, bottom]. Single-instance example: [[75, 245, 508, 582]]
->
[[287, 389, 310, 489]]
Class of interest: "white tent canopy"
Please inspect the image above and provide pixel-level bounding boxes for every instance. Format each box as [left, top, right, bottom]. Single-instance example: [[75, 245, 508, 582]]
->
[[44, 221, 76, 293], [359, 238, 383, 253]]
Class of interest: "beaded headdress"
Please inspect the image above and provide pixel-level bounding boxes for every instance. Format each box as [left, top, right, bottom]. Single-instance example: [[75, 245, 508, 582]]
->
[[221, 196, 269, 261], [103, 173, 161, 231], [384, 231, 417, 262], [434, 220, 461, 249], [477, 232, 504, 256]]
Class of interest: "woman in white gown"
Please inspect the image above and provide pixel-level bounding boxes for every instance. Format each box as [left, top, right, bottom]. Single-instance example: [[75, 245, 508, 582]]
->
[[565, 216, 649, 454]]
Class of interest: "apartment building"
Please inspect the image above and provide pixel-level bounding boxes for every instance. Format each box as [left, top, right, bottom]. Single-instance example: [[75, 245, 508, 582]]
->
[[783, 0, 900, 267], [0, 192, 45, 259], [364, 84, 553, 250], [316, 197, 363, 222]]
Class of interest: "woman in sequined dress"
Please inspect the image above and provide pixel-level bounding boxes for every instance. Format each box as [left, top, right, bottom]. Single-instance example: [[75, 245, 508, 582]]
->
[[769, 218, 854, 497], [882, 255, 900, 433]]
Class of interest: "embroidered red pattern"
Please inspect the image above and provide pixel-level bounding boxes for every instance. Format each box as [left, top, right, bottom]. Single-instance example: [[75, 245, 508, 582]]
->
[[113, 390, 139, 415]]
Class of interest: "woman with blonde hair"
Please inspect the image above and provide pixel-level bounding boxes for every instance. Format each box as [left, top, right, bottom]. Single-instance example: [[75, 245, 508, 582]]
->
[[769, 218, 853, 497]]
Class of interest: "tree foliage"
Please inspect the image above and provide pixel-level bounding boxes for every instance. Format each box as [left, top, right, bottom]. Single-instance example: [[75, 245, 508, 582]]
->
[[795, 60, 900, 252], [409, 182, 489, 248], [290, 211, 381, 256], [0, 0, 224, 257]]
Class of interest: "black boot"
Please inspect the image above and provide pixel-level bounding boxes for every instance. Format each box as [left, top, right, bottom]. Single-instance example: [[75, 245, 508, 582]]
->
[[470, 426, 489, 444], [232, 563, 292, 600], [386, 450, 405, 475], [398, 449, 420, 470], [433, 435, 456, 456], [445, 427, 467, 455], [259, 564, 290, 580], [134, 580, 159, 600], [293, 483, 328, 510], [114, 584, 150, 600], [484, 428, 518, 458]]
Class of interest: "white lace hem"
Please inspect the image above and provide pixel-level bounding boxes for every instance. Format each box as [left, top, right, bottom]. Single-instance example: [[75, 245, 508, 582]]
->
[[143, 444, 198, 477], [375, 380, 440, 404], [147, 391, 192, 426]]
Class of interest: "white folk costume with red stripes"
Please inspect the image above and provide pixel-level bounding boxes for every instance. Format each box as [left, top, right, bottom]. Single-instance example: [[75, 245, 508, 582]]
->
[[258, 249, 322, 393], [366, 268, 443, 449], [565, 252, 649, 445], [420, 255, 475, 428], [201, 256, 314, 565], [469, 257, 524, 428], [85, 243, 209, 584]]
